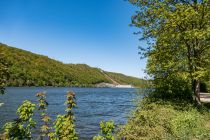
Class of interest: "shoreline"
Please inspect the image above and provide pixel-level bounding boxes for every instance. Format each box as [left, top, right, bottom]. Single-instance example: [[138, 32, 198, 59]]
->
[[5, 83, 136, 89]]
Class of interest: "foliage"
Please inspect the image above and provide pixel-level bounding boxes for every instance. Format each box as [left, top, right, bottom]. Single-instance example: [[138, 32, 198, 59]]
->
[[1, 100, 36, 139], [0, 91, 79, 140], [0, 51, 9, 95], [0, 43, 143, 87], [93, 120, 115, 140], [118, 1, 210, 139], [36, 92, 51, 138], [117, 97, 210, 140], [200, 71, 210, 92], [150, 74, 193, 101], [52, 91, 78, 140], [129, 0, 210, 103]]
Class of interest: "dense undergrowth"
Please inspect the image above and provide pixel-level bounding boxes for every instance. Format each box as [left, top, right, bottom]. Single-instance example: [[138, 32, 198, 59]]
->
[[117, 93, 210, 140]]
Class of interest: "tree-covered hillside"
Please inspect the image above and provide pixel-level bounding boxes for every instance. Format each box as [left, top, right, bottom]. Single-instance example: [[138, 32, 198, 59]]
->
[[0, 43, 143, 87], [106, 72, 144, 87]]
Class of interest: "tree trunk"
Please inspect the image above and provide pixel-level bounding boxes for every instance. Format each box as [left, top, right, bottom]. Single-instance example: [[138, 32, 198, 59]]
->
[[194, 80, 201, 105]]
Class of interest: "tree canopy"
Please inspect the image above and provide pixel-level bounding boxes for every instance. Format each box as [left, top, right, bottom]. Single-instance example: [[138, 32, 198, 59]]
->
[[130, 0, 210, 103], [0, 52, 8, 94]]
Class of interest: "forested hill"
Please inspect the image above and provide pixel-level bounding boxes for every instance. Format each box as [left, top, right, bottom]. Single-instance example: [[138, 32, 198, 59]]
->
[[0, 43, 143, 87]]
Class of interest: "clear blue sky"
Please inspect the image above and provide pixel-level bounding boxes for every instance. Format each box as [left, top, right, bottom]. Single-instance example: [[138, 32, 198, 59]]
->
[[0, 0, 147, 78]]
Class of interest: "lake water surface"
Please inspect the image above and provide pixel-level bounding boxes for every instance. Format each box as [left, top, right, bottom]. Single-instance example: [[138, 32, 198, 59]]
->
[[0, 87, 141, 139]]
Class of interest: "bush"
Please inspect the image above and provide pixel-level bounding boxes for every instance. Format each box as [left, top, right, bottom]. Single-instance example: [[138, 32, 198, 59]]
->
[[169, 110, 209, 139], [117, 98, 210, 140], [2, 100, 36, 139], [93, 120, 115, 140]]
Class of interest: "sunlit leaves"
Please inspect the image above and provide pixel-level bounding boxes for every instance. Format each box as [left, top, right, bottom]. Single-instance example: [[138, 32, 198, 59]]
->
[[93, 120, 115, 140], [130, 0, 210, 98], [53, 91, 78, 140], [1, 91, 78, 139], [2, 100, 36, 139], [36, 92, 51, 138]]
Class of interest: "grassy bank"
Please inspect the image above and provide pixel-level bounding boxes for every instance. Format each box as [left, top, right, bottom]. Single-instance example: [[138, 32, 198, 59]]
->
[[117, 94, 210, 140]]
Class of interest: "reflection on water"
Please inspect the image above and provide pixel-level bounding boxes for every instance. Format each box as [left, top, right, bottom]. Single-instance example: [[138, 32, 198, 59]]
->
[[0, 87, 142, 140]]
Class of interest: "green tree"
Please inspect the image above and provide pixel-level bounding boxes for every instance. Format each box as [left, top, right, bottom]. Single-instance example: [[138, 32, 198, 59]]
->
[[130, 0, 210, 104], [0, 52, 8, 95]]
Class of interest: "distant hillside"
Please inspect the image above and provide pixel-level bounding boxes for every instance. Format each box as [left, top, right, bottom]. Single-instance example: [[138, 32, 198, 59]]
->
[[105, 72, 143, 87], [0, 43, 144, 87]]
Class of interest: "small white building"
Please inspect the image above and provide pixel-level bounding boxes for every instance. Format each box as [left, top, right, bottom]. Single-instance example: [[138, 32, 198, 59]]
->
[[115, 85, 133, 88]]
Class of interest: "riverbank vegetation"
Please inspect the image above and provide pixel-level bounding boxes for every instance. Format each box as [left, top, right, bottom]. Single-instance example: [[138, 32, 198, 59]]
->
[[93, 120, 115, 140], [0, 91, 78, 140], [0, 43, 143, 88], [117, 0, 210, 139], [117, 93, 210, 139], [0, 91, 115, 140]]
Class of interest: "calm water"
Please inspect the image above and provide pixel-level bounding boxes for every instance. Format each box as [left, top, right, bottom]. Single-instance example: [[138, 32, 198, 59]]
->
[[0, 87, 141, 139]]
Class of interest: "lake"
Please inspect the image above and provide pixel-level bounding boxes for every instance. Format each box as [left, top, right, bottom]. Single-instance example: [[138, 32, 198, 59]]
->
[[0, 87, 142, 139]]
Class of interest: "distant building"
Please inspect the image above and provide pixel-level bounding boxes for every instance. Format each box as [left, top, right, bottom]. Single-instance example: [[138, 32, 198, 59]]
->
[[115, 85, 133, 88], [96, 82, 133, 88], [95, 82, 116, 88]]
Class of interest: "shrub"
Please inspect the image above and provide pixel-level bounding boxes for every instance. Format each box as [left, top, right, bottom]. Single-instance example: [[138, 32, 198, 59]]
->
[[117, 98, 210, 140], [0, 91, 78, 140], [93, 120, 115, 140], [36, 92, 51, 138], [2, 100, 36, 139], [52, 91, 78, 140]]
